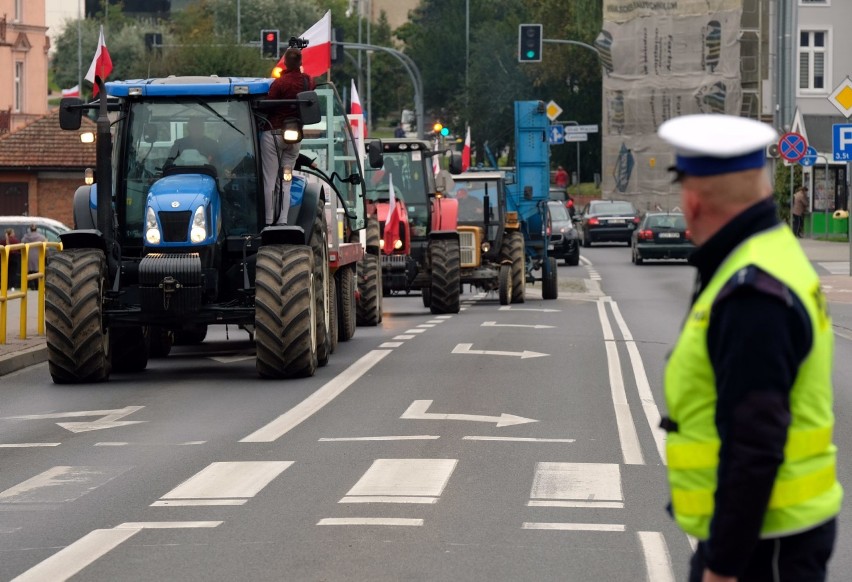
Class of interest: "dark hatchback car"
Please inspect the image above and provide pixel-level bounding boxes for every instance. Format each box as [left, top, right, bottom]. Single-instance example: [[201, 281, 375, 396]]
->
[[631, 212, 695, 264], [578, 200, 640, 247], [548, 201, 579, 266]]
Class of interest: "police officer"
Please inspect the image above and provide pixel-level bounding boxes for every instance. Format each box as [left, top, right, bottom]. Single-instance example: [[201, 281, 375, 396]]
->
[[658, 114, 842, 582]]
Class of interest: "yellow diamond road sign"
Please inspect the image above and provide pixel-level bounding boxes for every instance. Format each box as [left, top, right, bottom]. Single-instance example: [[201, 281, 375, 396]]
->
[[546, 100, 563, 122], [828, 77, 852, 118]]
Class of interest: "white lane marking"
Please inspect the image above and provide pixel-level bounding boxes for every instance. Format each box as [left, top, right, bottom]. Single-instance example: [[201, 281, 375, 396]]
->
[[317, 518, 423, 527], [498, 306, 561, 313], [522, 522, 625, 532], [402, 400, 538, 427], [463, 436, 574, 443], [0, 443, 60, 448], [93, 442, 128, 447], [339, 496, 437, 504], [528, 500, 624, 509], [151, 500, 246, 507], [819, 261, 850, 275], [159, 461, 293, 500], [5, 406, 145, 433], [460, 307, 468, 311], [638, 531, 676, 582], [579, 255, 592, 266], [481, 321, 556, 329], [319, 436, 440, 442], [404, 329, 427, 334], [452, 343, 548, 359], [93, 441, 206, 447], [0, 466, 131, 504], [394, 335, 416, 340], [344, 459, 457, 502], [607, 299, 666, 464], [530, 462, 623, 504], [833, 327, 852, 342], [380, 342, 403, 348], [435, 315, 452, 319], [426, 320, 444, 324], [209, 355, 255, 363], [597, 299, 645, 465], [417, 324, 436, 328], [11, 522, 221, 582], [241, 350, 392, 442]]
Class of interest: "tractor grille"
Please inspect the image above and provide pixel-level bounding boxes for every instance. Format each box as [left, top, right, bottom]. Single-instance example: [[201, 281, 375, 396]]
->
[[158, 211, 192, 243], [458, 230, 477, 267]]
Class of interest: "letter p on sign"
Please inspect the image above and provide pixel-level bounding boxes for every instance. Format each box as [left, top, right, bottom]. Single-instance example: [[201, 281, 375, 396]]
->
[[833, 124, 852, 162]]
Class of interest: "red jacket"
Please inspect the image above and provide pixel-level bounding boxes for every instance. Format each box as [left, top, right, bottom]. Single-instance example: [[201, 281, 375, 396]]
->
[[267, 70, 316, 130]]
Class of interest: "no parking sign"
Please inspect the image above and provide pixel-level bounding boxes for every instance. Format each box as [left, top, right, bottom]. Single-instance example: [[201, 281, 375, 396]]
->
[[778, 132, 808, 163]]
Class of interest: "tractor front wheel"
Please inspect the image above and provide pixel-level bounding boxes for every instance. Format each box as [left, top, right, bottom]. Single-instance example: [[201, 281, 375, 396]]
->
[[502, 231, 526, 304], [542, 256, 559, 300], [337, 264, 357, 340], [429, 238, 461, 314], [498, 264, 513, 306]]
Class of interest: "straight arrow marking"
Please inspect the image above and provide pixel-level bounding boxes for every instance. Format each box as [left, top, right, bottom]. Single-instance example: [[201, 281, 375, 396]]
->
[[481, 321, 555, 329], [6, 406, 146, 434], [452, 343, 548, 359], [498, 306, 561, 313], [401, 400, 538, 427]]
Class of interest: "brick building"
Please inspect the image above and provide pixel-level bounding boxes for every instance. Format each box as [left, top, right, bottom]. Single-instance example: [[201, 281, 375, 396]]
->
[[0, 109, 96, 225]]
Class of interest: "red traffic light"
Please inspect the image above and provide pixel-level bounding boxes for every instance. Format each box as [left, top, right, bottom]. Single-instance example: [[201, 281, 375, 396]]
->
[[266, 32, 276, 42]]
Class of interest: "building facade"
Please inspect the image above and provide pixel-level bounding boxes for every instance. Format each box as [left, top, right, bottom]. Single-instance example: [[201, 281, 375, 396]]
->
[[0, 0, 49, 133]]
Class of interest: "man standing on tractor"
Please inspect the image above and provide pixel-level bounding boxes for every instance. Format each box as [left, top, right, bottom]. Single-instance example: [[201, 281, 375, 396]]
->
[[261, 46, 316, 226]]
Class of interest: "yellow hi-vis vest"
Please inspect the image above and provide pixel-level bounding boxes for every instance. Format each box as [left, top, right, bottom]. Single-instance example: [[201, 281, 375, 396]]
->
[[664, 224, 842, 540]]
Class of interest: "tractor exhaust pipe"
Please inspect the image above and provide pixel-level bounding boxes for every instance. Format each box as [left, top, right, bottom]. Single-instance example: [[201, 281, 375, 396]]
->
[[95, 76, 117, 279]]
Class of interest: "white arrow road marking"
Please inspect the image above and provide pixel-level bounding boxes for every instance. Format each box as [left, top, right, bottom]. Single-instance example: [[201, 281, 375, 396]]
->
[[481, 321, 555, 329], [401, 400, 538, 427], [498, 306, 561, 313], [452, 343, 548, 359], [0, 466, 131, 504], [11, 522, 221, 582], [6, 406, 146, 433]]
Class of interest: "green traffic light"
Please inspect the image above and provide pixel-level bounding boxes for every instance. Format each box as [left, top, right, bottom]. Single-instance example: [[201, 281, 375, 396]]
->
[[526, 50, 535, 58], [440, 127, 449, 136]]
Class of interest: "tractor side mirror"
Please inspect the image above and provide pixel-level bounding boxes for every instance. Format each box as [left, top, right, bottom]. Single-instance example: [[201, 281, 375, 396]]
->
[[297, 91, 321, 126], [448, 152, 463, 175], [59, 98, 84, 130], [368, 140, 384, 169], [142, 123, 160, 143]]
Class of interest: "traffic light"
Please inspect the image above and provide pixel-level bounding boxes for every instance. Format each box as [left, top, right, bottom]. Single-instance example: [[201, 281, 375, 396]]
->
[[433, 122, 443, 134], [518, 24, 543, 62], [261, 29, 279, 59]]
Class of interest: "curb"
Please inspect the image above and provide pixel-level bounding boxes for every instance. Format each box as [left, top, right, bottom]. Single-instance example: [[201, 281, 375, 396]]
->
[[0, 342, 48, 376]]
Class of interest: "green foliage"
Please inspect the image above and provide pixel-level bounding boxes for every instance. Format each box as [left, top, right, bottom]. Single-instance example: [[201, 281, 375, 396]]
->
[[773, 161, 802, 223]]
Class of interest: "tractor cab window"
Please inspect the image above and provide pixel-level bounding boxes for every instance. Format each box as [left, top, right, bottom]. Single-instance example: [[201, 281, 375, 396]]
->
[[366, 151, 429, 238], [452, 179, 500, 224]]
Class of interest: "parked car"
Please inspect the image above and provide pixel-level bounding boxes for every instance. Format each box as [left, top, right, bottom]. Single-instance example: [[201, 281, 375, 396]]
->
[[548, 201, 580, 266], [0, 216, 70, 244], [630, 212, 695, 264], [578, 200, 640, 247]]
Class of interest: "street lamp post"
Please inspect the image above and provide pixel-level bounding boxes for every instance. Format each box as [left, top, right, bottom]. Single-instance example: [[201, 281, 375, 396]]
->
[[565, 120, 581, 198]]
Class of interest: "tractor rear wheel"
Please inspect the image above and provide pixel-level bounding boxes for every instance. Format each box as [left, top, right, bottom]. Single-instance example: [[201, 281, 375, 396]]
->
[[542, 256, 559, 300], [421, 287, 431, 307], [498, 264, 513, 306], [328, 276, 338, 354], [111, 327, 149, 373], [337, 264, 357, 340], [502, 231, 526, 304], [45, 249, 111, 384], [429, 238, 461, 314], [255, 245, 317, 378], [310, 202, 331, 367]]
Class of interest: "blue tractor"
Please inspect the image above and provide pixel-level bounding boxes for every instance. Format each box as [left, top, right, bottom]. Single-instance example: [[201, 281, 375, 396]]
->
[[52, 77, 380, 383], [503, 101, 558, 300]]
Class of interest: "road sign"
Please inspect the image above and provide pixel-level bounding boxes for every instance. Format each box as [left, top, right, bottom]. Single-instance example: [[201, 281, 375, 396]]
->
[[833, 124, 852, 162], [799, 146, 818, 167], [548, 124, 565, 145], [564, 125, 599, 134], [546, 100, 563, 121], [828, 77, 852, 118], [778, 132, 808, 163], [564, 133, 588, 143]]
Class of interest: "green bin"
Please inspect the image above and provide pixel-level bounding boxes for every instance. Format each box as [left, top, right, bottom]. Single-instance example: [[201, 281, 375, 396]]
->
[[831, 217, 849, 235]]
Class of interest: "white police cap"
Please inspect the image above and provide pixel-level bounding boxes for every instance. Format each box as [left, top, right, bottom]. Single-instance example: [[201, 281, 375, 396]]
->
[[658, 114, 778, 178]]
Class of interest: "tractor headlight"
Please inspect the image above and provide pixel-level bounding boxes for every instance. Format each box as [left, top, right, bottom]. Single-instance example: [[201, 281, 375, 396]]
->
[[393, 239, 403, 250], [379, 239, 385, 249], [145, 206, 161, 244], [190, 206, 207, 243], [481, 242, 490, 253]]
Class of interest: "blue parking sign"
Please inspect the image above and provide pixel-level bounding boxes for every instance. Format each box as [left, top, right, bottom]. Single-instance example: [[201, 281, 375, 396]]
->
[[548, 125, 564, 145], [833, 124, 852, 162]]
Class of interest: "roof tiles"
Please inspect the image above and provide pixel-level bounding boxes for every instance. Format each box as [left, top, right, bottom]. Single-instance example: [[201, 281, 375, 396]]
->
[[0, 109, 97, 169]]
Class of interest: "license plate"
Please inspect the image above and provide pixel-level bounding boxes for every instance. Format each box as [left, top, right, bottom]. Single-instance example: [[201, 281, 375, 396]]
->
[[658, 232, 680, 239], [608, 219, 625, 224]]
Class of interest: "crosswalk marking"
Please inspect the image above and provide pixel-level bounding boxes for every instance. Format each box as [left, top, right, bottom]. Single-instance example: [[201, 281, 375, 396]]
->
[[819, 261, 850, 275], [529, 462, 623, 508], [318, 518, 423, 527], [522, 522, 625, 532], [0, 466, 130, 504], [0, 443, 60, 448], [638, 531, 676, 582], [341, 459, 457, 503], [153, 461, 293, 506]]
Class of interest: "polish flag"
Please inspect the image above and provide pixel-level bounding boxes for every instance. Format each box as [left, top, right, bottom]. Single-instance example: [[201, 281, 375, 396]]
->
[[300, 10, 332, 78], [85, 25, 113, 97], [432, 154, 441, 176], [383, 173, 401, 255], [461, 126, 471, 172], [350, 79, 367, 139], [61, 85, 80, 98]]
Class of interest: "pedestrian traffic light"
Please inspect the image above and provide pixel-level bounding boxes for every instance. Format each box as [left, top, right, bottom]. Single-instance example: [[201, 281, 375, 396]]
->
[[518, 24, 542, 62], [261, 29, 279, 59]]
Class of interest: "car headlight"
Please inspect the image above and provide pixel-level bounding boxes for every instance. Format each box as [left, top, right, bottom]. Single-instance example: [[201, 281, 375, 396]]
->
[[190, 206, 207, 243], [145, 206, 161, 244], [481, 242, 490, 253]]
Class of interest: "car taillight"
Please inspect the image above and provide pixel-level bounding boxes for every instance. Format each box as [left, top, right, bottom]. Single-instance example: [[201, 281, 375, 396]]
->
[[639, 229, 654, 240], [685, 229, 692, 241], [566, 200, 574, 208], [588, 217, 600, 225]]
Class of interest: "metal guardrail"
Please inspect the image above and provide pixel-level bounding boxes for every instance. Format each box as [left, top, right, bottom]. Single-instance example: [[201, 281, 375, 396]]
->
[[0, 242, 63, 343]]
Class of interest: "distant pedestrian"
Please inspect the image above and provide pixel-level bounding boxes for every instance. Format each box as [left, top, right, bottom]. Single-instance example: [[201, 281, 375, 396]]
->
[[554, 165, 569, 189], [658, 114, 842, 582], [2, 228, 21, 289], [394, 122, 405, 138], [21, 224, 47, 290], [792, 185, 809, 238]]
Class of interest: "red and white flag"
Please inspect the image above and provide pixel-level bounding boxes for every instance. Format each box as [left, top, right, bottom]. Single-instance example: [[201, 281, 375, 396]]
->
[[61, 85, 80, 98], [300, 10, 332, 78], [85, 25, 113, 97], [461, 126, 471, 172], [350, 79, 367, 139], [432, 154, 441, 176], [383, 173, 401, 255]]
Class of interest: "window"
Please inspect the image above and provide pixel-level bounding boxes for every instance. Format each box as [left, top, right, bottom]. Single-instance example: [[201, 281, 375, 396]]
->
[[799, 30, 830, 92], [799, 0, 829, 5], [13, 0, 22, 21], [14, 62, 23, 113]]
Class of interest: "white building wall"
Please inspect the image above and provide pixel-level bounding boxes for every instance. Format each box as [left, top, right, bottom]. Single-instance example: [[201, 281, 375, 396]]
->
[[797, 1, 852, 116]]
